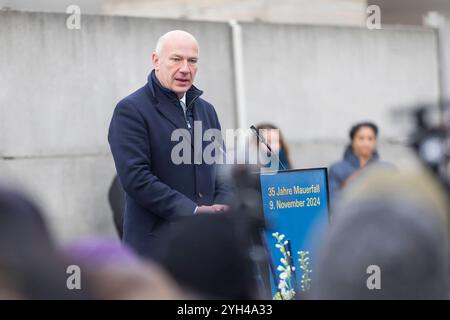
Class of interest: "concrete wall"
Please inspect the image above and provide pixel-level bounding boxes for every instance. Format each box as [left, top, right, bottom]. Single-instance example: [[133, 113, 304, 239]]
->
[[241, 22, 440, 168], [0, 0, 103, 14], [103, 0, 368, 26], [0, 11, 441, 243], [442, 18, 450, 100]]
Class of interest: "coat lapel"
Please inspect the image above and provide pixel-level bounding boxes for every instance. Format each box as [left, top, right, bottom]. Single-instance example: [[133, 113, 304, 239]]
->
[[147, 71, 205, 149], [154, 100, 188, 132]]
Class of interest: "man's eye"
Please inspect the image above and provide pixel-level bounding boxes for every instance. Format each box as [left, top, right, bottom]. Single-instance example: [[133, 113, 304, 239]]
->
[[171, 57, 181, 62], [189, 59, 198, 64]]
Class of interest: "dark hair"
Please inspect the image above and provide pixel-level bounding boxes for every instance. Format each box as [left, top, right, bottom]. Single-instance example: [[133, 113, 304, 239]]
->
[[0, 186, 91, 299], [154, 214, 256, 299], [349, 122, 378, 140]]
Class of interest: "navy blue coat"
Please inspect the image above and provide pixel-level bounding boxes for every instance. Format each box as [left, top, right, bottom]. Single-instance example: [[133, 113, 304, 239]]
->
[[328, 145, 382, 205], [108, 70, 233, 258]]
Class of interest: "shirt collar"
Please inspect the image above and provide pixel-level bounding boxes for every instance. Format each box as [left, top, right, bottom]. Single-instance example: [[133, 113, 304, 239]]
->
[[180, 93, 186, 105]]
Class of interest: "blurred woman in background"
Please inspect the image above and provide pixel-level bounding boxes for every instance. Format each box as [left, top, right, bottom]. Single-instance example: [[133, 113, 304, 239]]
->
[[329, 122, 387, 205], [255, 123, 292, 170]]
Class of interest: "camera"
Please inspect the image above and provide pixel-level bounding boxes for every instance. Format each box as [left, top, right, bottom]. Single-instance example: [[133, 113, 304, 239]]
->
[[410, 101, 450, 191]]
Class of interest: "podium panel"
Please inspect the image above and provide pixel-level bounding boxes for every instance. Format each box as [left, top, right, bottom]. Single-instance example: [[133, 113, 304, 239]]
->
[[259, 168, 330, 299]]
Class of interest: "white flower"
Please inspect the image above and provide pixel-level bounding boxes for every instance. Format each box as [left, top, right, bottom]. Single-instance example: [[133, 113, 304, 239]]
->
[[272, 232, 279, 238], [278, 280, 287, 289], [275, 244, 282, 249], [279, 272, 288, 280], [279, 234, 285, 241], [284, 240, 288, 245], [291, 266, 296, 271], [277, 265, 285, 272], [282, 289, 296, 300], [285, 267, 291, 277]]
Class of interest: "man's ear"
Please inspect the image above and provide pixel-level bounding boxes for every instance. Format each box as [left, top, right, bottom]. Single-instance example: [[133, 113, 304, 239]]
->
[[152, 52, 159, 71]]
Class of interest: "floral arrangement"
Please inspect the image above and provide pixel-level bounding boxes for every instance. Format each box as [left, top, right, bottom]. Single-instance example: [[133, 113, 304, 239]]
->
[[271, 232, 312, 300], [298, 250, 312, 291]]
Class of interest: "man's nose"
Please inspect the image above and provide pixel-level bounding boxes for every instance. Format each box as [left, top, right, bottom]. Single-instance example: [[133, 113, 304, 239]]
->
[[179, 59, 189, 73]]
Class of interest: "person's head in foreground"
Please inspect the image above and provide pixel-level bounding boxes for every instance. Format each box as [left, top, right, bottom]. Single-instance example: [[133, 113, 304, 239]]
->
[[0, 186, 89, 299], [152, 30, 199, 98], [311, 167, 450, 299], [153, 213, 257, 299], [63, 238, 190, 299]]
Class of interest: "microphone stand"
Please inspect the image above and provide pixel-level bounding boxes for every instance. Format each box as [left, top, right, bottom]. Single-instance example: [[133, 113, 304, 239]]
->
[[250, 125, 287, 171]]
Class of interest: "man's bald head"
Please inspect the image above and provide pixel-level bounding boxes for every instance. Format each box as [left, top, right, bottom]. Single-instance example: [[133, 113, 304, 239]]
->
[[152, 30, 200, 98], [155, 30, 199, 56]]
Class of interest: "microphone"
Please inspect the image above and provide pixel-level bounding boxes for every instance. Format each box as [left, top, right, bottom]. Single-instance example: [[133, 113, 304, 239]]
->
[[250, 125, 287, 170]]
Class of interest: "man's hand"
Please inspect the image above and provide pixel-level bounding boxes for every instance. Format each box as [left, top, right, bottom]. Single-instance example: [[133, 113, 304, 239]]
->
[[196, 205, 215, 214], [210, 204, 230, 213], [196, 204, 230, 214]]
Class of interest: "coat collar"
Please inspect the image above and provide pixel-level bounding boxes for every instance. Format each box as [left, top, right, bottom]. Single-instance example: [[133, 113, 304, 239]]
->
[[147, 69, 203, 107], [147, 70, 204, 148], [343, 145, 379, 168]]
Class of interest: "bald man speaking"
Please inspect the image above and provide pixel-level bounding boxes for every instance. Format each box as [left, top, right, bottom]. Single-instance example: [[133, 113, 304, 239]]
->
[[108, 30, 233, 258]]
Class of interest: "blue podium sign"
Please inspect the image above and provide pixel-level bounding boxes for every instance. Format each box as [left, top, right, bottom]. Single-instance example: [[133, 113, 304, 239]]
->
[[259, 168, 330, 299]]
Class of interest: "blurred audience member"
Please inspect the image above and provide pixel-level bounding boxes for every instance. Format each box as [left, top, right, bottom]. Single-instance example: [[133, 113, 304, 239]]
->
[[329, 122, 391, 205], [0, 186, 89, 299], [311, 169, 450, 299], [63, 238, 189, 299], [256, 123, 292, 170], [154, 213, 257, 299]]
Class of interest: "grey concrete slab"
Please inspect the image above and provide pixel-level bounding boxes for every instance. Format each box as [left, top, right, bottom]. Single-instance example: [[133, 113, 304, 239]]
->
[[241, 23, 439, 144]]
